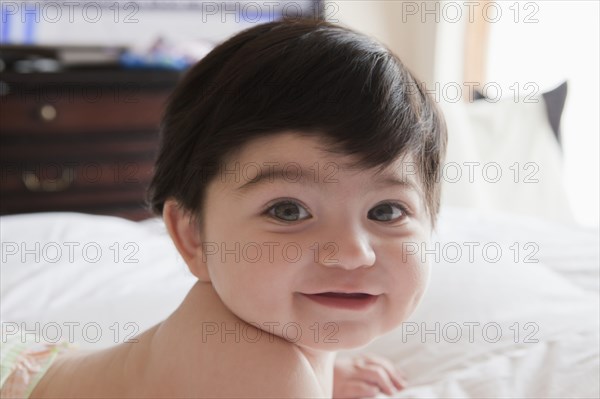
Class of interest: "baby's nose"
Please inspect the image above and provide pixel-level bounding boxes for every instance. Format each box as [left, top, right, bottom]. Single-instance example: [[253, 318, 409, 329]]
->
[[313, 226, 376, 270]]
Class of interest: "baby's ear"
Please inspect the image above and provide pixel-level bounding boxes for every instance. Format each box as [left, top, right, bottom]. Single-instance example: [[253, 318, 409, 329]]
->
[[162, 199, 211, 282]]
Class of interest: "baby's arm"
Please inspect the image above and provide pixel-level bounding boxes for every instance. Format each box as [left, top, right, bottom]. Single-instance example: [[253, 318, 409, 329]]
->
[[333, 353, 406, 398]]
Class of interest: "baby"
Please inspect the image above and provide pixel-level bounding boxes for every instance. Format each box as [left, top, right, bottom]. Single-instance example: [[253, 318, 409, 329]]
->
[[3, 18, 446, 398]]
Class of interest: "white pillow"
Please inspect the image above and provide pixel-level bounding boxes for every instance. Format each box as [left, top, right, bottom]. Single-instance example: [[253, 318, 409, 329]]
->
[[439, 96, 573, 224]]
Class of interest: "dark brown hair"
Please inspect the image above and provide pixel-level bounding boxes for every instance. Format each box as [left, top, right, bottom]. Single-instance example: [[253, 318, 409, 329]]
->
[[147, 18, 447, 227]]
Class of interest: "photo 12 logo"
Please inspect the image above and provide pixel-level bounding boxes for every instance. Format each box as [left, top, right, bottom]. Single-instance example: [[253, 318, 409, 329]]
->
[[2, 321, 140, 344], [1, 2, 140, 25], [401, 321, 540, 344], [400, 1, 540, 24], [1, 241, 140, 264], [200, 321, 339, 344], [201, 241, 340, 264], [402, 241, 540, 264]]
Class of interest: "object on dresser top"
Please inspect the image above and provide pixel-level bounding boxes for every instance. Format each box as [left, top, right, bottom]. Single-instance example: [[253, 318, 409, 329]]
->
[[0, 44, 127, 72], [0, 39, 215, 73]]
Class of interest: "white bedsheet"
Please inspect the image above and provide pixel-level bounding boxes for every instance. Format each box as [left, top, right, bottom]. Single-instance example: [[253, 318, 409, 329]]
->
[[1, 207, 598, 398]]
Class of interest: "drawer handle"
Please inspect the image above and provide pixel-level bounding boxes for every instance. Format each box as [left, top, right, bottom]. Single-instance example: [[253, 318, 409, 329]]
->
[[39, 104, 57, 122], [22, 169, 74, 192]]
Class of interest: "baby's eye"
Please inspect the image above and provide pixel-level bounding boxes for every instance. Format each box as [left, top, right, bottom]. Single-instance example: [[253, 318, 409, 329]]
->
[[368, 202, 407, 222], [267, 200, 311, 222]]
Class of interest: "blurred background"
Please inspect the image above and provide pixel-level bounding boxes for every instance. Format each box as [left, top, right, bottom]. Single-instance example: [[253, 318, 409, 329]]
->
[[1, 0, 598, 227]]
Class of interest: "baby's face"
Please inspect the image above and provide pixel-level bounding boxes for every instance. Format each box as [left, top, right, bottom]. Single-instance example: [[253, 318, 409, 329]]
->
[[200, 132, 431, 350]]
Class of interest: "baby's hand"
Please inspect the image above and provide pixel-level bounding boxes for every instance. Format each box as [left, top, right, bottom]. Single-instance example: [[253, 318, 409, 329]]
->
[[333, 353, 406, 398]]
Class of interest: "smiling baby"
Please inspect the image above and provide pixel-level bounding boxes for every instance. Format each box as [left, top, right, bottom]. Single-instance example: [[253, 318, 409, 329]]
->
[[3, 18, 447, 399]]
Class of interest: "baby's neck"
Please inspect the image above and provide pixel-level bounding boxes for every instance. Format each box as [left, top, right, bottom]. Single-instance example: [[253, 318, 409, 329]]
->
[[296, 344, 337, 396]]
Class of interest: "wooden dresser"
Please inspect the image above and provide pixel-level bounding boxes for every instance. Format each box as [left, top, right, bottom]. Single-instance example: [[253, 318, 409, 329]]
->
[[0, 69, 181, 220]]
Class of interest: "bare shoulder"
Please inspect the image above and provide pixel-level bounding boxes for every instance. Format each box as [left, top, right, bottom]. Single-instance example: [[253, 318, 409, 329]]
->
[[158, 282, 325, 398], [206, 327, 324, 398]]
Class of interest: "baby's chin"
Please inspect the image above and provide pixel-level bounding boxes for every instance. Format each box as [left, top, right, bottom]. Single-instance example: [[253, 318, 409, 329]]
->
[[287, 320, 390, 352], [295, 310, 419, 352]]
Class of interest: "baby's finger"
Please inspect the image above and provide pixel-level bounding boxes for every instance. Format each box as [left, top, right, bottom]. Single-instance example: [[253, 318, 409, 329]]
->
[[354, 363, 396, 396], [361, 354, 406, 390]]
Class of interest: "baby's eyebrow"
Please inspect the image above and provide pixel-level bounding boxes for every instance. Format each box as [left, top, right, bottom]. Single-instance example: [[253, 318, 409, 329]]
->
[[234, 166, 321, 193], [371, 174, 421, 193], [233, 164, 421, 195]]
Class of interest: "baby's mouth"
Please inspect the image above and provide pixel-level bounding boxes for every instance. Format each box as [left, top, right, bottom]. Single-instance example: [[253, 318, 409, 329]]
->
[[301, 292, 379, 310]]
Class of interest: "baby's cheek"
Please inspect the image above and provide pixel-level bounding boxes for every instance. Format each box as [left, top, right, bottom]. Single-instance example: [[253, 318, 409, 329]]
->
[[385, 242, 431, 318], [400, 246, 430, 291]]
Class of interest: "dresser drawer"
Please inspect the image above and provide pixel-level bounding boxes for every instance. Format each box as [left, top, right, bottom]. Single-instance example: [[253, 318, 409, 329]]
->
[[0, 132, 157, 220], [0, 69, 180, 220], [1, 131, 160, 161], [1, 158, 155, 191], [0, 89, 168, 134]]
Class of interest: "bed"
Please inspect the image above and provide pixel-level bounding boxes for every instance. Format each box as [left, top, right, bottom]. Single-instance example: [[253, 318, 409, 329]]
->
[[2, 19, 598, 396], [1, 205, 598, 398]]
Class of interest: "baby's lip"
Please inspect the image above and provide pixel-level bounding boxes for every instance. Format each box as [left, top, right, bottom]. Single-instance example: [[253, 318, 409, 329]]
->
[[300, 289, 382, 296], [308, 292, 374, 298]]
